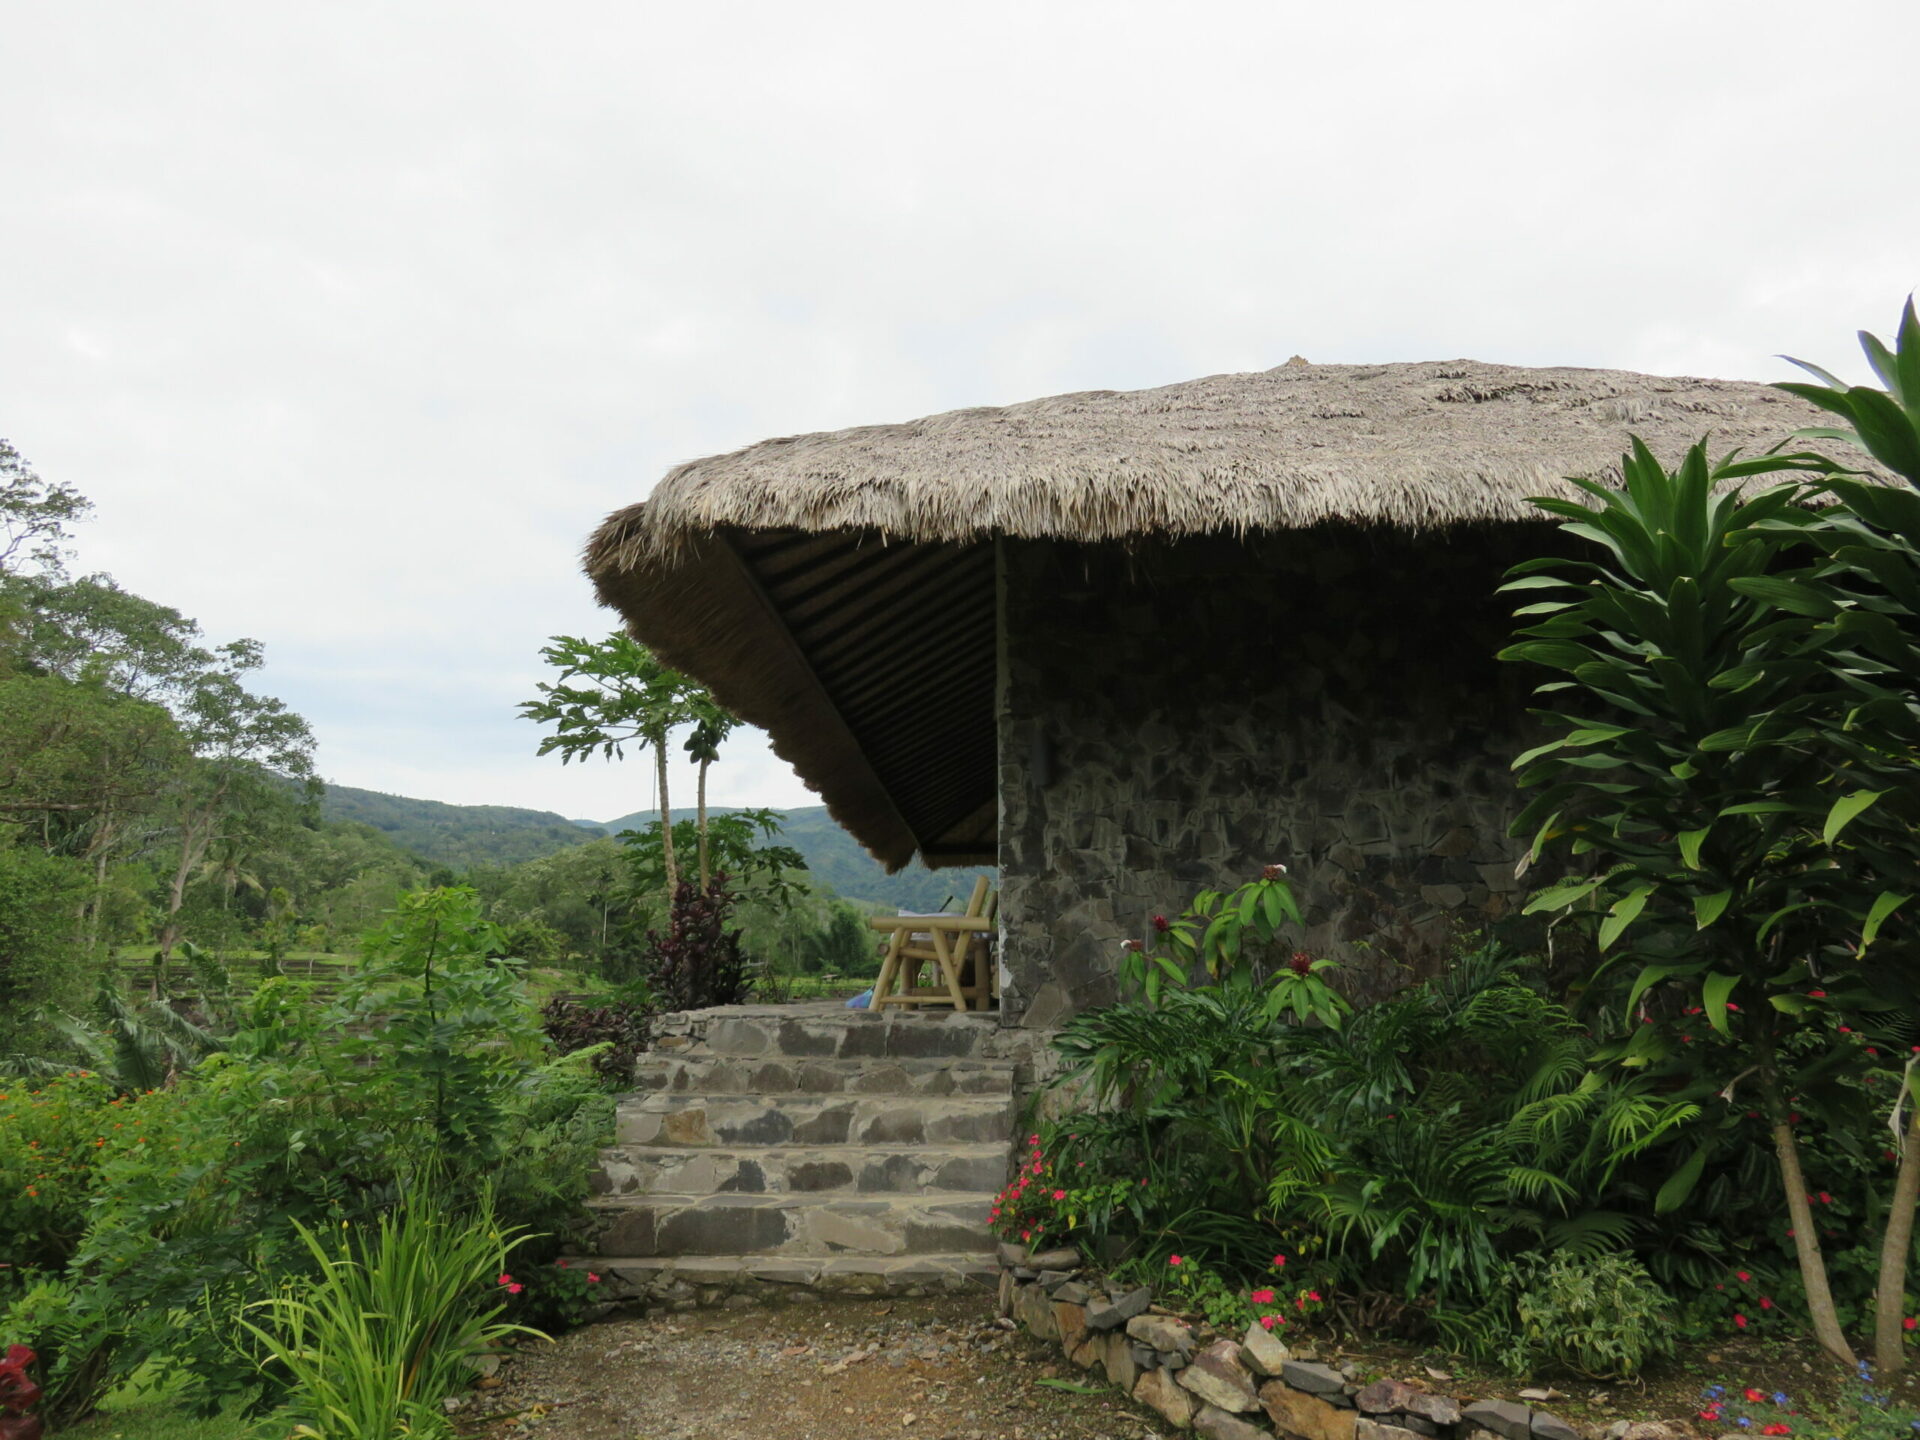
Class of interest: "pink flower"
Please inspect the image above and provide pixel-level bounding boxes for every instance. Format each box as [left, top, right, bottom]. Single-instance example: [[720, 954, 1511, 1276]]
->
[[1273, 1254, 1287, 1268], [497, 1273, 513, 1286], [1760, 1297, 1774, 1310], [508, 1283, 524, 1295], [1260, 1315, 1277, 1330], [1818, 1192, 1831, 1205], [556, 1259, 568, 1268], [1250, 1289, 1275, 1304], [1168, 1255, 1183, 1266], [1734, 1313, 1749, 1329], [1906, 1317, 1917, 1332], [1736, 1270, 1751, 1282], [1052, 1189, 1066, 1201], [587, 1273, 600, 1284], [1306, 1290, 1322, 1302]]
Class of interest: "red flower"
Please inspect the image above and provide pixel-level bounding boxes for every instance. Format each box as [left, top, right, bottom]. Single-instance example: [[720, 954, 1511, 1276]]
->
[[1052, 1189, 1066, 1201], [1761, 1425, 1791, 1435], [1273, 1254, 1287, 1267], [1250, 1289, 1275, 1304], [1168, 1255, 1183, 1266], [1906, 1317, 1917, 1332], [1760, 1297, 1774, 1311], [587, 1272, 601, 1284], [1260, 1315, 1277, 1331], [1747, 1390, 1767, 1403], [1734, 1313, 1749, 1329], [508, 1283, 524, 1294], [1306, 1290, 1322, 1302], [1809, 990, 1827, 998], [1288, 951, 1313, 977], [1818, 1192, 1831, 1205], [1152, 914, 1169, 932], [1736, 1270, 1751, 1282]]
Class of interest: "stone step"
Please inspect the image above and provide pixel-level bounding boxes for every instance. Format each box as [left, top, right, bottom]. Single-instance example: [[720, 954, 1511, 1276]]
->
[[633, 1053, 1015, 1097], [615, 1093, 1014, 1149], [594, 1143, 1011, 1198], [572, 1253, 998, 1308], [651, 1004, 1013, 1062], [589, 1191, 996, 1259]]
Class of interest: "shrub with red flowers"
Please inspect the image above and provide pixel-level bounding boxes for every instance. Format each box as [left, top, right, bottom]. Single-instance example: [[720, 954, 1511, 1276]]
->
[[493, 1259, 605, 1333], [989, 1134, 1070, 1250]]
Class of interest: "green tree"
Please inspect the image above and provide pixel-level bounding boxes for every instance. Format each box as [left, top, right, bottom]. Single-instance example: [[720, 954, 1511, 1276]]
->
[[0, 438, 90, 580], [521, 634, 703, 893], [1501, 419, 1920, 1365]]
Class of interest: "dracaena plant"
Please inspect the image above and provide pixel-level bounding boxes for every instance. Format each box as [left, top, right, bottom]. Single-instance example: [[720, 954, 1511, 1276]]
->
[[1500, 435, 1891, 1365], [1746, 301, 1920, 1372]]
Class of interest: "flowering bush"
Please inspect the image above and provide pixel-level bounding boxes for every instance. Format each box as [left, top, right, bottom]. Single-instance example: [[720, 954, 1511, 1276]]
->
[[0, 1073, 117, 1283], [1152, 1251, 1327, 1334], [494, 1259, 605, 1333]]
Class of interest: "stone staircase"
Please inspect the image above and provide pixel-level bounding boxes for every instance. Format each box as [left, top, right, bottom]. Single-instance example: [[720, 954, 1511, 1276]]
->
[[576, 1003, 1032, 1310]]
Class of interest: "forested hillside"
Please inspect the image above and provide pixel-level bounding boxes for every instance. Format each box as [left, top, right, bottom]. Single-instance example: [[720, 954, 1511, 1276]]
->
[[600, 805, 993, 912], [321, 782, 600, 869], [313, 783, 992, 912]]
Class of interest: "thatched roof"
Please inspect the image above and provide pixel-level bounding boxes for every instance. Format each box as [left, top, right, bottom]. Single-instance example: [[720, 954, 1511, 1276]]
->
[[586, 358, 1843, 871]]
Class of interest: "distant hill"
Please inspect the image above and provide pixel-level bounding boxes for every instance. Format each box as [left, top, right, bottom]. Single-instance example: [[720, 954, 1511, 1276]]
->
[[320, 783, 600, 870], [321, 783, 992, 910], [601, 805, 993, 913]]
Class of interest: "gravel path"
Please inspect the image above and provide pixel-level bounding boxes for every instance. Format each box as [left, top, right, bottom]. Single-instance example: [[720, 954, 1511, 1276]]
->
[[454, 1295, 1169, 1440]]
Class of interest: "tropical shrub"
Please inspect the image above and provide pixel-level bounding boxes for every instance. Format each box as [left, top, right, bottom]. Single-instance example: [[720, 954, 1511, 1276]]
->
[[1040, 870, 1696, 1332], [541, 995, 650, 1086], [1485, 1250, 1678, 1379], [0, 886, 612, 1423], [644, 875, 752, 1013], [238, 1198, 538, 1440], [1502, 309, 1920, 1365]]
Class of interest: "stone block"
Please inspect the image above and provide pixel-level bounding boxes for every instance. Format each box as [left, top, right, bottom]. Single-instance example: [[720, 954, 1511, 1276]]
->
[[1100, 1331, 1140, 1393], [1533, 1414, 1581, 1440], [1127, 1313, 1197, 1355], [1028, 1246, 1081, 1270], [1356, 1419, 1426, 1440], [1280, 1361, 1346, 1397], [996, 1268, 1014, 1319], [1038, 1269, 1074, 1291], [1357, 1381, 1419, 1415], [1136, 1367, 1198, 1430], [1261, 1381, 1357, 1440], [1087, 1285, 1152, 1330], [1070, 1334, 1102, 1369], [1240, 1320, 1292, 1377], [1403, 1393, 1461, 1427], [1196, 1405, 1275, 1440], [996, 1242, 1029, 1268], [1014, 1282, 1058, 1341], [1176, 1341, 1259, 1412], [1052, 1300, 1089, 1352], [1462, 1401, 1532, 1440]]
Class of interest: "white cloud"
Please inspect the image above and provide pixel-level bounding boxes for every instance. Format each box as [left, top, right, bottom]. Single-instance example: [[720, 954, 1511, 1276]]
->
[[3, 0, 1915, 814]]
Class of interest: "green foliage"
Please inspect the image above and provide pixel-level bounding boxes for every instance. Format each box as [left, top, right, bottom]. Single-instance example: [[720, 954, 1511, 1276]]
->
[[0, 885, 612, 1424], [237, 1198, 538, 1440], [1475, 1250, 1679, 1379], [322, 782, 602, 870], [0, 849, 94, 1054], [617, 809, 806, 920]]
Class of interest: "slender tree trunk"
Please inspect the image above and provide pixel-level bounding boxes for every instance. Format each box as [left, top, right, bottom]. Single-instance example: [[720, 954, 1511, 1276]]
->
[[1875, 1101, 1920, 1372], [697, 757, 711, 890], [654, 735, 677, 895], [1774, 1116, 1857, 1364]]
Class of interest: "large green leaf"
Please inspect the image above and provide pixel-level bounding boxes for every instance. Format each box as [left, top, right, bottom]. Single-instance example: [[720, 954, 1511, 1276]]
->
[[1598, 885, 1654, 951], [1702, 972, 1739, 1037], [1677, 828, 1708, 869], [1694, 890, 1732, 929], [1655, 1142, 1710, 1214], [1822, 789, 1885, 846], [1523, 878, 1604, 914], [1860, 891, 1911, 955]]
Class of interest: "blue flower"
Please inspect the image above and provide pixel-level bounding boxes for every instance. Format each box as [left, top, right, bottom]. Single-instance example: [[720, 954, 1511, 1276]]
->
[[1773, 1394, 1789, 1406], [1738, 1420, 1752, 1429], [1707, 1387, 1727, 1401]]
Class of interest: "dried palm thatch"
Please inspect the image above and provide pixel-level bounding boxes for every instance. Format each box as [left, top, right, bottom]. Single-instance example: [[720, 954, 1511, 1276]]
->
[[586, 358, 1852, 870]]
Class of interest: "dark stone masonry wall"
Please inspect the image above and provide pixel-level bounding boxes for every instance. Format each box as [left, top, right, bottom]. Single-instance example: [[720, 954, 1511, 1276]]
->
[[995, 527, 1552, 1029]]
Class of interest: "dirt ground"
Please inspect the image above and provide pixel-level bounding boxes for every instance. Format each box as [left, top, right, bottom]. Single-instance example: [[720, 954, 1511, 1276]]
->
[[453, 1295, 1172, 1440]]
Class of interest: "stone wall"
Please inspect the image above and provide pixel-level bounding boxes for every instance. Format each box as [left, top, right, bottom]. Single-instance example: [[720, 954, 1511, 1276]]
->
[[995, 527, 1551, 1028], [997, 1244, 1591, 1440]]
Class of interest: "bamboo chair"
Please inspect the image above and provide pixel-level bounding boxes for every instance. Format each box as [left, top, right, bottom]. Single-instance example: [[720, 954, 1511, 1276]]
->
[[867, 876, 999, 1011]]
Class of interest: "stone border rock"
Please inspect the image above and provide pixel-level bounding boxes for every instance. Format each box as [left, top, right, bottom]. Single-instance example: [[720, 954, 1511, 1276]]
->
[[996, 1245, 1591, 1440]]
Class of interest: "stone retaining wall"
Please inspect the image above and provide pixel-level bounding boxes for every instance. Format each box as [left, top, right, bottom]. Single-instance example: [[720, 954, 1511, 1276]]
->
[[997, 1244, 1590, 1440]]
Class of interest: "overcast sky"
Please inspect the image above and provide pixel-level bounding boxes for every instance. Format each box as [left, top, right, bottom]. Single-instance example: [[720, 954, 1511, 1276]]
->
[[3, 0, 1915, 822]]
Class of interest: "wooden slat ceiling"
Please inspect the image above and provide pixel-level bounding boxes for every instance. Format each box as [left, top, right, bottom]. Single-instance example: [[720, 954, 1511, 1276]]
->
[[731, 529, 998, 865]]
